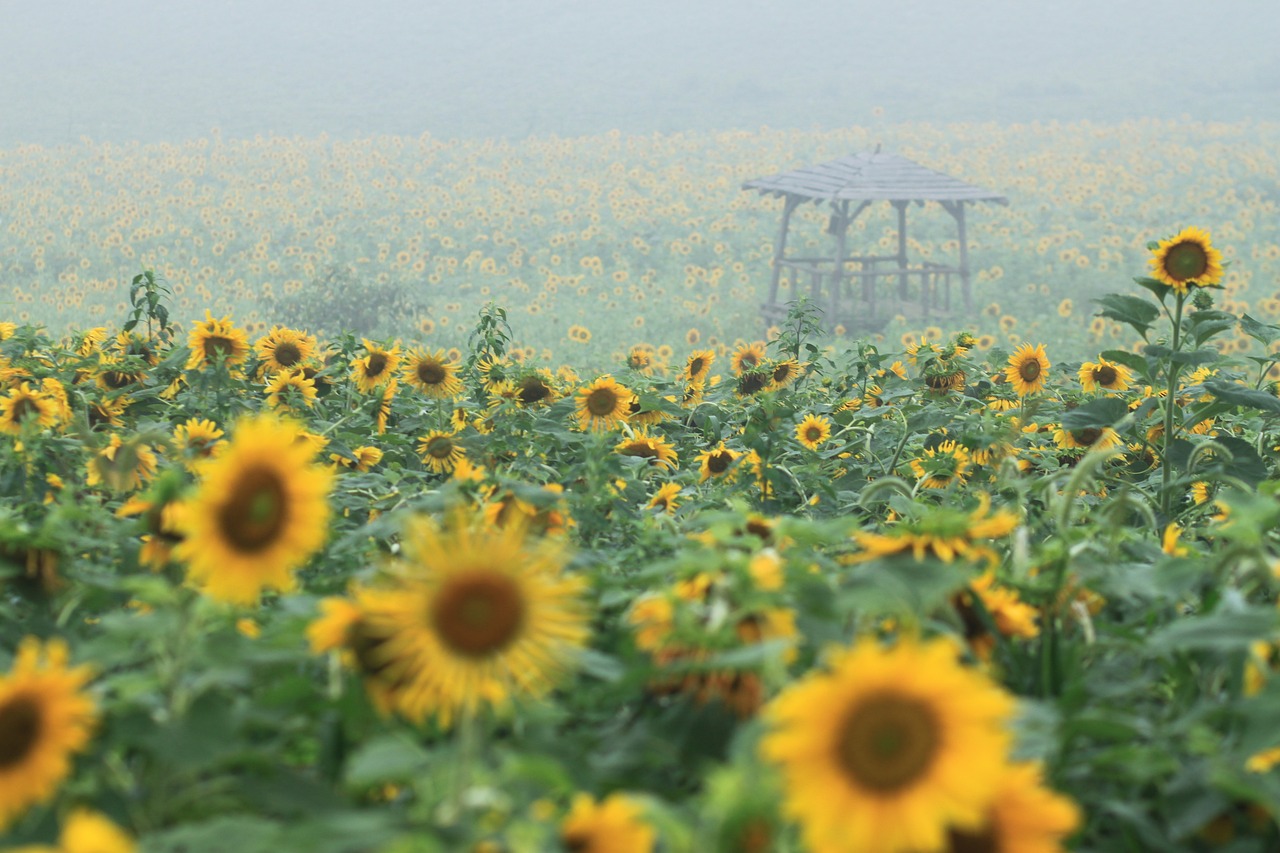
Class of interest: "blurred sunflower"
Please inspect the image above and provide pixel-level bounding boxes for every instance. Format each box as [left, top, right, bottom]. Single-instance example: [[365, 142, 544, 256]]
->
[[646, 483, 681, 514], [770, 359, 804, 390], [351, 339, 401, 393], [185, 311, 249, 371], [1052, 425, 1123, 452], [175, 414, 333, 605], [172, 418, 224, 466], [1078, 356, 1133, 393], [0, 382, 61, 435], [417, 429, 466, 474], [36, 807, 137, 853], [560, 792, 656, 853], [575, 376, 631, 432], [795, 414, 831, 450], [0, 637, 97, 831], [1149, 226, 1224, 293], [512, 369, 558, 407], [402, 348, 463, 398], [1005, 343, 1050, 396], [615, 431, 679, 470], [761, 636, 1014, 853], [331, 445, 384, 472], [946, 762, 1080, 853], [850, 494, 1018, 565], [264, 368, 317, 411]]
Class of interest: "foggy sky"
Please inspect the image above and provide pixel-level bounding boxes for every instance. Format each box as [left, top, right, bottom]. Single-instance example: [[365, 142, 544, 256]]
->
[[1, 0, 1277, 144]]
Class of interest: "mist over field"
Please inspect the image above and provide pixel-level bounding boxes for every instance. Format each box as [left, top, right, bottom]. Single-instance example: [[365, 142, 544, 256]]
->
[[2, 0, 1277, 144]]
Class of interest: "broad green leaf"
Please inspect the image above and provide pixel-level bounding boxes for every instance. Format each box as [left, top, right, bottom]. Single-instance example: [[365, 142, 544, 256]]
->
[[1060, 397, 1128, 430], [1094, 294, 1160, 335], [1203, 378, 1280, 415]]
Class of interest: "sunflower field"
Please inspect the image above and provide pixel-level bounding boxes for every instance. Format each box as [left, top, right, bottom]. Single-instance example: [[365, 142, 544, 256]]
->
[[5, 123, 1280, 853]]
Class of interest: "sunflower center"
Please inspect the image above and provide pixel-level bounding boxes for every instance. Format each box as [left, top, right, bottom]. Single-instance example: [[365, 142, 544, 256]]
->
[[562, 832, 590, 852], [837, 692, 939, 793], [586, 388, 620, 416], [203, 335, 236, 359], [805, 426, 823, 442], [366, 353, 388, 378], [103, 370, 134, 389], [274, 342, 302, 367], [689, 357, 706, 376], [417, 360, 446, 385], [1018, 360, 1041, 382], [519, 379, 550, 404], [0, 694, 42, 769], [1165, 241, 1209, 281], [739, 372, 770, 394], [218, 467, 288, 553], [1071, 428, 1101, 446], [773, 364, 793, 383], [622, 442, 659, 460], [10, 396, 38, 422], [426, 436, 455, 459], [431, 571, 526, 658], [947, 825, 999, 853], [707, 451, 733, 474], [1093, 365, 1117, 386]]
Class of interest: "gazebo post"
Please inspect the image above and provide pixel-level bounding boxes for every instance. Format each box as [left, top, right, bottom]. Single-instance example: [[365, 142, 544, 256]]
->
[[829, 200, 850, 328], [766, 195, 801, 311], [950, 201, 972, 313], [893, 200, 909, 303]]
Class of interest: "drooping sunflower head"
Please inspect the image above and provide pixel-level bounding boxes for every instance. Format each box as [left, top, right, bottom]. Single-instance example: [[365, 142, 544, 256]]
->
[[736, 367, 774, 398], [513, 369, 558, 407], [175, 414, 334, 605], [402, 348, 463, 398], [909, 439, 972, 489], [771, 359, 803, 390], [684, 349, 715, 383], [1149, 226, 1224, 293], [647, 483, 682, 514], [185, 311, 250, 371], [1004, 343, 1050, 396], [0, 637, 97, 832], [575, 375, 631, 432], [761, 636, 1014, 853], [615, 431, 679, 470]]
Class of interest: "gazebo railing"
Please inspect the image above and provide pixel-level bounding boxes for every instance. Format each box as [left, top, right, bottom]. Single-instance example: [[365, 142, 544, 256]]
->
[[765, 256, 960, 330]]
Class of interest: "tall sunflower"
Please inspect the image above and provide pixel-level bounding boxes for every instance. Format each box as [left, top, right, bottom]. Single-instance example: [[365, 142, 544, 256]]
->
[[575, 376, 631, 432], [185, 311, 250, 371], [175, 414, 334, 605], [760, 636, 1014, 853], [417, 429, 466, 474], [347, 512, 589, 726], [402, 348, 463, 398], [1005, 343, 1050, 396], [1149, 226, 1224, 293], [351, 339, 401, 393], [560, 792, 656, 853], [254, 326, 316, 375], [0, 637, 97, 831]]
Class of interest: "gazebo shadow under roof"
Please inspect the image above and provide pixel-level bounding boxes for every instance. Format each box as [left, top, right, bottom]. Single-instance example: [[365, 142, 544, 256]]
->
[[742, 150, 1007, 332]]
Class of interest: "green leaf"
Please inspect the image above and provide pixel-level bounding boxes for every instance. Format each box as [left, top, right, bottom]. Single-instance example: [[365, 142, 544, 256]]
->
[[1060, 397, 1128, 430], [1143, 345, 1219, 366], [1186, 309, 1237, 347], [1241, 313, 1280, 346], [343, 735, 432, 787], [1094, 294, 1160, 335], [1203, 379, 1280, 415], [1147, 607, 1279, 652], [1132, 276, 1171, 302]]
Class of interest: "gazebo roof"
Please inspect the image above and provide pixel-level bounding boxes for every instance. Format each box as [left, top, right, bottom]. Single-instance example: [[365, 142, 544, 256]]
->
[[742, 151, 1008, 205]]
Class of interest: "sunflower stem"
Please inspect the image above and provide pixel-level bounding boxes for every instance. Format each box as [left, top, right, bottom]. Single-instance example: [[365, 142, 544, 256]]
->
[[1159, 291, 1186, 517]]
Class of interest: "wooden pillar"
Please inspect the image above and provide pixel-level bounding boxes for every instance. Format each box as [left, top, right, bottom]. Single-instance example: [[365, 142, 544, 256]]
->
[[829, 200, 849, 329], [893, 200, 909, 303], [766, 195, 801, 311], [953, 201, 972, 313]]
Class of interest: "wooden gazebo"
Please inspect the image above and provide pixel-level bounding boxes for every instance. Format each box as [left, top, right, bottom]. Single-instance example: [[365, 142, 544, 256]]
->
[[743, 151, 1007, 331]]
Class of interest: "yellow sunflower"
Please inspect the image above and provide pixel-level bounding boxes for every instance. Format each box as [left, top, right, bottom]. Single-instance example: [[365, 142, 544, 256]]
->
[[1078, 357, 1133, 393], [331, 445, 384, 472], [770, 359, 804, 390], [575, 376, 632, 432], [850, 494, 1019, 566], [417, 429, 466, 474], [1149, 226, 1225, 293], [351, 339, 401, 393], [402, 348, 463, 398], [760, 636, 1014, 853], [0, 382, 61, 435], [697, 443, 742, 483], [683, 349, 715, 383], [909, 439, 972, 489], [795, 414, 832, 451], [85, 434, 159, 492], [185, 311, 250, 371], [254, 326, 317, 375], [1005, 343, 1050, 396], [175, 414, 334, 605], [512, 370, 558, 407], [35, 808, 138, 853], [172, 418, 224, 466], [0, 637, 97, 831], [350, 512, 589, 726], [615, 431, 679, 470], [560, 792, 656, 853], [731, 342, 767, 376], [1052, 425, 1123, 452], [264, 368, 318, 410], [945, 762, 1080, 853], [646, 482, 682, 514]]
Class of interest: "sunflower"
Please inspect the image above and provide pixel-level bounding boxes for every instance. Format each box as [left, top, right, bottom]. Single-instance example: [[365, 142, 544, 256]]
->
[[418, 429, 466, 474], [646, 483, 681, 514], [760, 636, 1014, 853], [172, 418, 224, 466], [770, 359, 803, 389], [512, 369, 558, 407], [627, 346, 655, 375], [0, 637, 97, 831], [697, 443, 742, 483], [850, 494, 1019, 566], [909, 439, 972, 489], [185, 311, 250, 371], [560, 792, 656, 853], [736, 367, 774, 397], [351, 339, 401, 393], [1005, 343, 1050, 396], [349, 512, 589, 726], [1052, 425, 1123, 452], [93, 353, 144, 391], [264, 368, 318, 410], [85, 434, 159, 492], [255, 326, 317, 375], [1078, 357, 1133, 393], [615, 431, 679, 470], [956, 572, 1040, 661], [683, 349, 715, 383], [0, 382, 60, 435], [175, 414, 334, 605], [795, 414, 832, 450], [731, 341, 767, 376], [945, 762, 1080, 853], [1149, 226, 1225, 293], [402, 347, 463, 398], [376, 379, 397, 435], [114, 329, 161, 366], [575, 376, 631, 432], [42, 808, 137, 853], [331, 445, 385, 473]]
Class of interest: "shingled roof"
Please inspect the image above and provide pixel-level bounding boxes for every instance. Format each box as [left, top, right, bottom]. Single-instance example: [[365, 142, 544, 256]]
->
[[742, 151, 1007, 205]]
